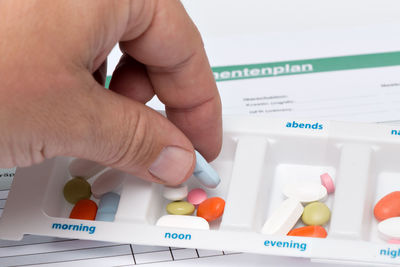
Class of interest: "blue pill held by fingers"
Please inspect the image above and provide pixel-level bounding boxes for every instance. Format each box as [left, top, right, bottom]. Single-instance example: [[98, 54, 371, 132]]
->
[[193, 150, 221, 188]]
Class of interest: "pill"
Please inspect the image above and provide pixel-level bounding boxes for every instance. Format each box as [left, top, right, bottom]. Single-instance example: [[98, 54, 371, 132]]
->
[[320, 173, 335, 194], [374, 191, 400, 221], [156, 215, 209, 230], [91, 169, 125, 199], [283, 182, 327, 203], [187, 188, 207, 206], [302, 202, 331, 226], [197, 197, 225, 222], [95, 212, 115, 222], [378, 217, 400, 240], [97, 192, 120, 213], [69, 199, 98, 220], [193, 150, 220, 188], [388, 239, 400, 244], [69, 158, 106, 179], [163, 185, 188, 201], [261, 198, 303, 235], [63, 177, 91, 204], [287, 225, 327, 238], [166, 201, 195, 215]]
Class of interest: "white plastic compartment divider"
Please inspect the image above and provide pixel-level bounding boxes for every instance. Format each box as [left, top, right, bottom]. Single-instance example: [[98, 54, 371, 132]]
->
[[220, 136, 269, 231], [329, 144, 373, 240], [1, 116, 400, 266], [114, 175, 158, 224]]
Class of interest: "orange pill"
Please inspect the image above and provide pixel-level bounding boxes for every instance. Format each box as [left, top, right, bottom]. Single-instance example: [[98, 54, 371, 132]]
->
[[197, 197, 225, 222], [374, 191, 400, 221], [69, 199, 98, 220], [287, 225, 327, 238]]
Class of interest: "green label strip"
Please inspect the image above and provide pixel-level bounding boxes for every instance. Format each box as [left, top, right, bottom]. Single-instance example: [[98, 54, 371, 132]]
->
[[105, 51, 400, 85], [105, 77, 112, 89], [212, 51, 400, 82]]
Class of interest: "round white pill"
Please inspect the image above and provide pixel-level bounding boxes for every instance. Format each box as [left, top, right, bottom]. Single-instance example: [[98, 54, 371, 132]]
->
[[92, 169, 125, 199], [69, 158, 107, 179], [156, 215, 209, 230], [261, 198, 304, 235], [283, 182, 327, 203], [163, 185, 188, 201], [378, 217, 400, 239]]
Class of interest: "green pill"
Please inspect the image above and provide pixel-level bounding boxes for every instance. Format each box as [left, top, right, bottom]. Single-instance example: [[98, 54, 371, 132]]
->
[[166, 201, 195, 215], [63, 177, 92, 204], [302, 202, 331, 226]]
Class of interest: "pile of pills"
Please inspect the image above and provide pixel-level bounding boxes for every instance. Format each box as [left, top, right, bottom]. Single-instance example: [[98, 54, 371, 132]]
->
[[156, 152, 224, 230], [261, 172, 335, 238], [63, 159, 123, 222], [374, 191, 400, 242], [156, 186, 225, 230]]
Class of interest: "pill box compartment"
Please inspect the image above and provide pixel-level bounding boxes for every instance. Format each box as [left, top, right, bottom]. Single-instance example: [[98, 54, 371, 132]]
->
[[250, 134, 340, 235], [150, 136, 237, 229], [369, 145, 400, 243], [41, 159, 116, 219]]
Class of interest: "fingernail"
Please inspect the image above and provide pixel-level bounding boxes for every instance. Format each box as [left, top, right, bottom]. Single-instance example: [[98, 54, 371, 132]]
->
[[149, 146, 194, 184]]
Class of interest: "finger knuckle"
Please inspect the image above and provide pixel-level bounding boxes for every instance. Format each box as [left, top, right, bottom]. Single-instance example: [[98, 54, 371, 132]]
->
[[106, 109, 155, 170]]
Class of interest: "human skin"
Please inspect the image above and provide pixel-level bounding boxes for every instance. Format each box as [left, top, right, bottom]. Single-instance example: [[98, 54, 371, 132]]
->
[[0, 0, 222, 185]]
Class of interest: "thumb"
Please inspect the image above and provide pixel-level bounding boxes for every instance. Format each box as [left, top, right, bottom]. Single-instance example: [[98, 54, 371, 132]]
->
[[54, 78, 196, 186]]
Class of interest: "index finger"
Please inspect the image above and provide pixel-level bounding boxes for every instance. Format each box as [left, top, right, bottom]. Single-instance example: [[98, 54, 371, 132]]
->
[[119, 0, 222, 161]]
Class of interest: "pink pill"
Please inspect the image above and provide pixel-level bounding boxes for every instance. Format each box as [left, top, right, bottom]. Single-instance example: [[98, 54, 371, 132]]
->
[[320, 173, 335, 194], [187, 188, 207, 206], [388, 239, 400, 244]]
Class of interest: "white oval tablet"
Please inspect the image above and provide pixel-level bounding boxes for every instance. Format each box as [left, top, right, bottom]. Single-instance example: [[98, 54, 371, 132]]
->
[[378, 217, 400, 239], [163, 185, 188, 201], [69, 158, 107, 179], [92, 169, 125, 199], [261, 198, 304, 235], [283, 182, 327, 203], [156, 215, 209, 230]]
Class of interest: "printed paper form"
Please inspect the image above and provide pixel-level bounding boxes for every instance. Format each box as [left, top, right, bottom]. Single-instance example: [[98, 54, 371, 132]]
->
[[217, 64, 400, 122], [199, 24, 400, 123], [1, 26, 400, 266]]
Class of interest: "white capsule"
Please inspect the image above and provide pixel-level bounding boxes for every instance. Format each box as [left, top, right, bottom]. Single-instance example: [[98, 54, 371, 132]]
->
[[69, 158, 107, 179], [283, 182, 327, 203], [156, 215, 209, 230], [163, 185, 188, 201], [92, 169, 125, 199], [261, 198, 304, 235], [378, 217, 400, 239]]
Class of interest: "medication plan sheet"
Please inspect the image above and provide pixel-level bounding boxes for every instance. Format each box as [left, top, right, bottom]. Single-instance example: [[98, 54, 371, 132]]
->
[[1, 2, 400, 266], [144, 25, 400, 124]]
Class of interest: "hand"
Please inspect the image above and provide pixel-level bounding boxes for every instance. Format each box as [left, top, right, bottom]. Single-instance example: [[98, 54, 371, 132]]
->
[[0, 0, 222, 185]]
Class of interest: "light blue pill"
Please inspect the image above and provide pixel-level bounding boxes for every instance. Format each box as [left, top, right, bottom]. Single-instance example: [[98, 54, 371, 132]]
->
[[95, 211, 116, 222], [98, 192, 120, 213], [193, 150, 221, 188]]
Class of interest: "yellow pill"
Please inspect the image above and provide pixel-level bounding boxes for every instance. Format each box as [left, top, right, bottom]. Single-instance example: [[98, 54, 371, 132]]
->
[[302, 202, 331, 226], [166, 201, 195, 215]]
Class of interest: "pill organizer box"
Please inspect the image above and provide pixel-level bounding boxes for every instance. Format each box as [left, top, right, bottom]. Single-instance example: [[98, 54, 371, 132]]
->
[[1, 116, 400, 266]]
